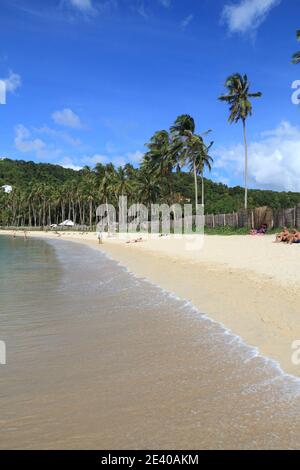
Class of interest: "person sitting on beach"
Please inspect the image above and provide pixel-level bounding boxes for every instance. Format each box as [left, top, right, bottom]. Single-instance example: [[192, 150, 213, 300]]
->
[[275, 227, 290, 243], [293, 231, 300, 244], [249, 224, 268, 236], [288, 230, 300, 244]]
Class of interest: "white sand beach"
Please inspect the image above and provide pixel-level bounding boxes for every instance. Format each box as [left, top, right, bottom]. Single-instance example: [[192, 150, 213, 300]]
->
[[2, 230, 300, 376]]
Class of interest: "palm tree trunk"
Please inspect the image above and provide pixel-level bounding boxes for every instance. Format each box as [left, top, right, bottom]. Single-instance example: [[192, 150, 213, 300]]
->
[[106, 197, 110, 233], [193, 161, 198, 209], [61, 203, 65, 222], [89, 200, 93, 228], [28, 202, 31, 227], [201, 172, 204, 207], [243, 119, 248, 210]]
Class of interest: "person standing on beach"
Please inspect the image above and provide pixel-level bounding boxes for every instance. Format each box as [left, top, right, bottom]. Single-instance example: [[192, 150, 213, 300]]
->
[[97, 230, 103, 245]]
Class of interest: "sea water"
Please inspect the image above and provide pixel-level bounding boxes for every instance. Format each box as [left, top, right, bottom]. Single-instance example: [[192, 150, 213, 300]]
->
[[0, 235, 300, 449]]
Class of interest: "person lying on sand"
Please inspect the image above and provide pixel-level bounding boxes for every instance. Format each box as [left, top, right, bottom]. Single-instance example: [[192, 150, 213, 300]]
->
[[250, 224, 268, 236], [126, 238, 143, 244], [275, 227, 290, 243]]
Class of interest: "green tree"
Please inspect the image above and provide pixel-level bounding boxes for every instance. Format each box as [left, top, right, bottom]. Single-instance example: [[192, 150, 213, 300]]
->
[[143, 130, 180, 202], [114, 166, 133, 198], [170, 114, 213, 209], [186, 134, 213, 207], [219, 74, 262, 209], [137, 171, 162, 208], [99, 164, 116, 228]]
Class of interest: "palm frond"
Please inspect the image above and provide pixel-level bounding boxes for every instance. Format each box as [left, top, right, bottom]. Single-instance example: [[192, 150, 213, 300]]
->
[[219, 72, 261, 124], [170, 114, 195, 135], [248, 92, 262, 98], [292, 51, 300, 64]]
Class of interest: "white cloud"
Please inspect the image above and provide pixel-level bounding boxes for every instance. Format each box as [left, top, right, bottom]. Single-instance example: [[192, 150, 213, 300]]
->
[[87, 154, 110, 165], [15, 125, 45, 153], [136, 1, 148, 19], [84, 153, 126, 167], [67, 0, 95, 13], [83, 149, 144, 167], [35, 125, 81, 147], [222, 0, 281, 34], [126, 150, 143, 164], [214, 121, 300, 192], [211, 172, 230, 186], [181, 14, 194, 30], [58, 157, 83, 171], [158, 0, 171, 7], [52, 108, 82, 129], [14, 124, 62, 160], [1, 71, 22, 93]]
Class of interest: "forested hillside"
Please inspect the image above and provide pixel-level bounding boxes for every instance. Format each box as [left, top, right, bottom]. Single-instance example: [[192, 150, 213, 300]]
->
[[0, 158, 299, 227]]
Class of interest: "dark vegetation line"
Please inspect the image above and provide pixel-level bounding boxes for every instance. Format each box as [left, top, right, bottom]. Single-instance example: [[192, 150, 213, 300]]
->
[[0, 156, 299, 228]]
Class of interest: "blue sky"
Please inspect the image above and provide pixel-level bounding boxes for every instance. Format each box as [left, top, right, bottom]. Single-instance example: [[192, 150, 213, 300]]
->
[[0, 0, 300, 191]]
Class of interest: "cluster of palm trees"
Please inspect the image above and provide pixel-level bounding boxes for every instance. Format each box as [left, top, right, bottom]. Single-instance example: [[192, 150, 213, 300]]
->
[[0, 174, 101, 228], [142, 114, 214, 209], [0, 113, 216, 227], [142, 76, 263, 212], [144, 27, 298, 212], [0, 165, 134, 227]]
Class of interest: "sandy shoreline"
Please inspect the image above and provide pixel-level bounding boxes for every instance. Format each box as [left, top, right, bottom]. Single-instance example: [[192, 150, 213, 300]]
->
[[2, 229, 300, 376]]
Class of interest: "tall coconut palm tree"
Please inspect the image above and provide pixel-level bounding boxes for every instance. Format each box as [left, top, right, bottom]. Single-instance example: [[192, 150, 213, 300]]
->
[[83, 172, 97, 227], [143, 130, 180, 202], [170, 114, 196, 136], [292, 30, 300, 64], [99, 165, 116, 229], [114, 166, 133, 198], [219, 73, 262, 209], [171, 114, 213, 209], [185, 134, 213, 207], [137, 171, 162, 208]]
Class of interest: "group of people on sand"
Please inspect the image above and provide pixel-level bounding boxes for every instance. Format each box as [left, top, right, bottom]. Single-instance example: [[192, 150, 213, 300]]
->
[[249, 224, 300, 244], [275, 227, 300, 244], [249, 224, 268, 236]]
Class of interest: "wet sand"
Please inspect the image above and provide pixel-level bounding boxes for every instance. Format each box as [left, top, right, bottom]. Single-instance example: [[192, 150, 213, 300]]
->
[[2, 230, 299, 377], [1, 236, 300, 450]]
